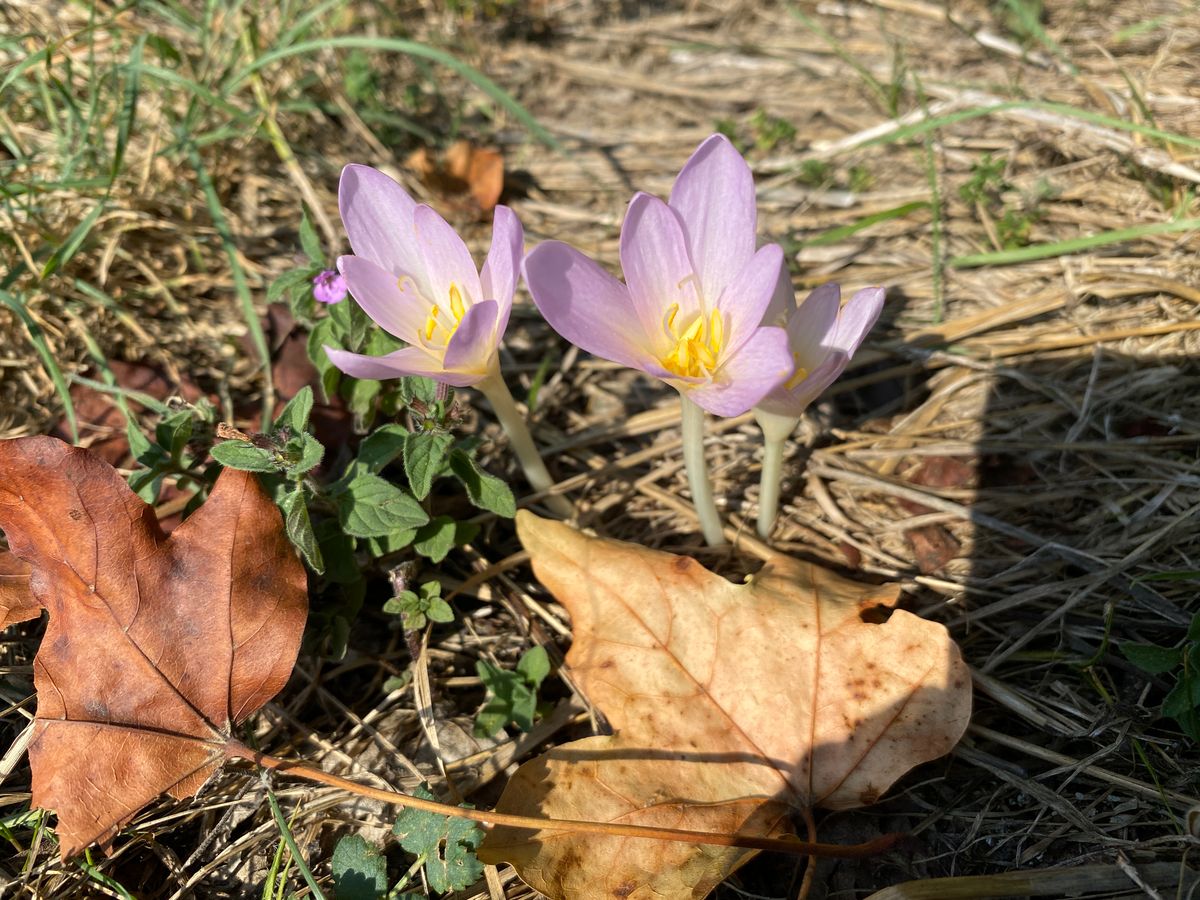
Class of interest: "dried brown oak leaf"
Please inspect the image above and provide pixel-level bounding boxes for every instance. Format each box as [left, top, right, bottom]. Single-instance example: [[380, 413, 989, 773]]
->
[[479, 513, 971, 900], [0, 436, 307, 858]]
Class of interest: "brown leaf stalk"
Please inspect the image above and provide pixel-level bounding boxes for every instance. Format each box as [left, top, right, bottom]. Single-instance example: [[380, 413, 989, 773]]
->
[[226, 741, 903, 860]]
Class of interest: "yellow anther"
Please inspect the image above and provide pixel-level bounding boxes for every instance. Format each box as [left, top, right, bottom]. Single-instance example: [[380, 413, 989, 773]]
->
[[424, 310, 438, 342], [449, 283, 466, 321], [659, 307, 726, 380], [784, 355, 810, 391]]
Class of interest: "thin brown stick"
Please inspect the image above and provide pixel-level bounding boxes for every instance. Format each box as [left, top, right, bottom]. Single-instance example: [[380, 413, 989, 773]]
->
[[225, 742, 903, 859]]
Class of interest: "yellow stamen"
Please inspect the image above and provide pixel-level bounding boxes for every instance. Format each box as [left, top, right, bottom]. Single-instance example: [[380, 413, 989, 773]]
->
[[418, 284, 472, 351], [784, 355, 810, 391], [660, 309, 726, 380]]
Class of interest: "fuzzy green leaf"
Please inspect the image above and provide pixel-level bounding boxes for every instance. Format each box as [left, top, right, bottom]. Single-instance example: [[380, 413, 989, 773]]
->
[[404, 431, 454, 500], [211, 441, 278, 473], [336, 473, 429, 538], [1121, 643, 1183, 675], [427, 597, 455, 624], [331, 835, 387, 900], [278, 488, 323, 574], [448, 450, 515, 517], [413, 516, 457, 563], [274, 386, 314, 435], [517, 645, 551, 687], [267, 267, 316, 304], [284, 432, 324, 477], [357, 424, 409, 473], [299, 210, 324, 265], [393, 785, 484, 894], [154, 410, 194, 462]]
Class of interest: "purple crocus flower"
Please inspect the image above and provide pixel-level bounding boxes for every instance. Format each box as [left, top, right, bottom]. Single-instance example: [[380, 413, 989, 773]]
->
[[754, 283, 885, 419], [752, 280, 883, 538], [323, 164, 522, 387], [524, 134, 792, 417], [312, 269, 347, 305]]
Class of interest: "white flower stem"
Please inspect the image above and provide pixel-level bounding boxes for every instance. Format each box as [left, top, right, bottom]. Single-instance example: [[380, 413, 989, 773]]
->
[[679, 393, 726, 547], [476, 368, 574, 518], [752, 408, 801, 539]]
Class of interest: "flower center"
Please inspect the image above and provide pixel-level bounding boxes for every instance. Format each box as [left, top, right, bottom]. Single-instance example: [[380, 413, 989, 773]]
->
[[659, 304, 725, 379], [413, 281, 468, 350]]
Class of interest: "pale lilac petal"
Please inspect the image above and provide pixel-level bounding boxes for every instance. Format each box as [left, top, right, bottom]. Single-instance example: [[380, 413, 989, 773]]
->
[[762, 263, 795, 327], [619, 193, 700, 349], [668, 134, 757, 305], [685, 326, 792, 417], [786, 283, 841, 370], [337, 255, 429, 343], [479, 205, 522, 340], [324, 345, 484, 387], [757, 349, 849, 419], [524, 241, 655, 371], [442, 299, 500, 374], [713, 243, 784, 358], [338, 165, 426, 285], [832, 286, 885, 353], [414, 204, 483, 308]]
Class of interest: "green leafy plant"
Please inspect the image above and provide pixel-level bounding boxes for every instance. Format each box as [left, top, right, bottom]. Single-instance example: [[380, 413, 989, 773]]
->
[[393, 785, 485, 894], [958, 154, 1054, 249], [1121, 611, 1200, 742], [715, 109, 796, 155], [385, 579, 454, 631], [474, 645, 551, 737]]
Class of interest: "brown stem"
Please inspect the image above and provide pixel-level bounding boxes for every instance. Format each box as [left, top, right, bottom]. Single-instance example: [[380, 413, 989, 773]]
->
[[795, 805, 818, 900], [225, 741, 903, 860]]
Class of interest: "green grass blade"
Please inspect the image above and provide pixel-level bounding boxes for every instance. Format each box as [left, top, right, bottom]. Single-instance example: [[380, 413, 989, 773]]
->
[[861, 99, 1200, 154], [264, 785, 327, 900], [130, 63, 248, 119], [68, 374, 170, 415], [226, 36, 559, 150], [276, 0, 350, 50], [110, 34, 146, 185], [182, 132, 274, 421], [0, 44, 50, 97], [1000, 0, 1077, 74], [950, 217, 1200, 268], [0, 289, 77, 440], [40, 202, 105, 279], [802, 201, 930, 247]]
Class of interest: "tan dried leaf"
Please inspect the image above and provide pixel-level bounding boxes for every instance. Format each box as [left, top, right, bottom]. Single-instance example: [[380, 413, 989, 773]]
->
[[479, 513, 971, 899]]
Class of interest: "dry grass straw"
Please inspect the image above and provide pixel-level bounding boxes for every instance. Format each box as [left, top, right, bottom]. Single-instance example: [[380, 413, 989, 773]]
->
[[3, 0, 1200, 897]]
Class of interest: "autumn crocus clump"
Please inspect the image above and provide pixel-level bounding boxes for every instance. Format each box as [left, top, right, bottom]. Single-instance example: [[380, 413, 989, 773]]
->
[[525, 135, 793, 544], [327, 164, 570, 516], [754, 282, 885, 537]]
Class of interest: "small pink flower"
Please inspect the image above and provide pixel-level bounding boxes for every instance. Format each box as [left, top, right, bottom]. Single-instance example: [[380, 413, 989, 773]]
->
[[523, 135, 793, 417], [312, 269, 347, 305], [755, 283, 885, 419], [324, 165, 523, 387]]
